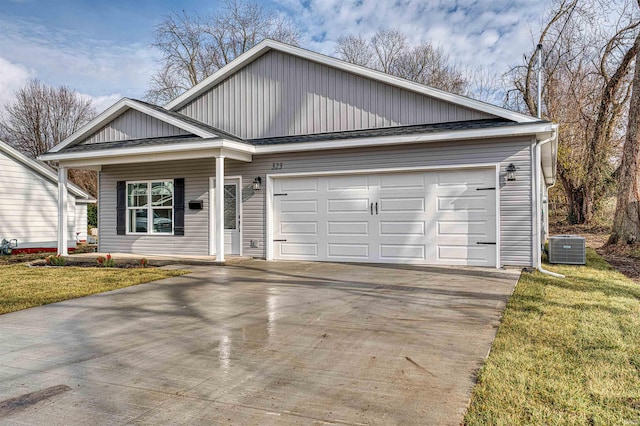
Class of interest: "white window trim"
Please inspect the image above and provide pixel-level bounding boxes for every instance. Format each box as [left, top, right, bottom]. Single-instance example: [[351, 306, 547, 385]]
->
[[125, 179, 175, 236]]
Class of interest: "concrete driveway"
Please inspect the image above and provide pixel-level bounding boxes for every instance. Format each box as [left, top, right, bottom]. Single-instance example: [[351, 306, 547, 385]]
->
[[0, 261, 519, 425]]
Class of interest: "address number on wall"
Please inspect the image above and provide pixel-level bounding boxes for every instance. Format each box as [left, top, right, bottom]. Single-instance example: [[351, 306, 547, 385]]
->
[[271, 162, 283, 170]]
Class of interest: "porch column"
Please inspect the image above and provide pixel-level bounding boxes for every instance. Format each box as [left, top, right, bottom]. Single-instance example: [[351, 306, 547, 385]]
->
[[57, 166, 69, 255], [215, 155, 225, 262]]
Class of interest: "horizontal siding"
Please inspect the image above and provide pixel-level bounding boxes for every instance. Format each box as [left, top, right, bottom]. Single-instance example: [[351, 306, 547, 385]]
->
[[178, 50, 493, 139], [83, 109, 189, 145], [99, 160, 213, 256], [99, 137, 534, 265], [0, 152, 78, 248]]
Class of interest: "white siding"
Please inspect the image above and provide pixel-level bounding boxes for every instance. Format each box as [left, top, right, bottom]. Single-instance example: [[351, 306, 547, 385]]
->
[[99, 136, 534, 266], [83, 109, 190, 145], [75, 203, 88, 242], [0, 151, 77, 249], [178, 50, 494, 139]]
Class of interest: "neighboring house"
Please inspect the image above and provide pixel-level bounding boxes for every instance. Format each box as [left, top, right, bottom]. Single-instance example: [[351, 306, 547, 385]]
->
[[42, 40, 557, 268], [0, 140, 94, 253]]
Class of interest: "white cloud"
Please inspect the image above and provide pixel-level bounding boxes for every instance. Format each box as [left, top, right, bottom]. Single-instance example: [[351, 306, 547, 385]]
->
[[0, 16, 160, 110], [78, 93, 123, 114], [276, 0, 550, 72], [0, 56, 31, 108]]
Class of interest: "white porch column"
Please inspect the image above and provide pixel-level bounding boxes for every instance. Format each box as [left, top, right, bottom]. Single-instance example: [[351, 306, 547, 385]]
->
[[215, 155, 225, 262], [57, 166, 69, 255]]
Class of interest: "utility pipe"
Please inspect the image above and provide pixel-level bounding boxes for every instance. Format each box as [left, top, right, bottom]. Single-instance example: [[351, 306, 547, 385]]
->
[[534, 131, 565, 278]]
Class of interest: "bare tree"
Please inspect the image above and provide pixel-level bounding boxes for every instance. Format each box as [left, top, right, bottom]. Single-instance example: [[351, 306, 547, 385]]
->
[[609, 28, 640, 245], [145, 0, 300, 104], [0, 79, 97, 196], [335, 34, 372, 67], [335, 28, 467, 94], [506, 0, 640, 224]]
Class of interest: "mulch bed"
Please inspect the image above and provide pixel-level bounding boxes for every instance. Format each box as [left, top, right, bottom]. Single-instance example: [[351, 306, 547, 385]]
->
[[28, 259, 151, 269]]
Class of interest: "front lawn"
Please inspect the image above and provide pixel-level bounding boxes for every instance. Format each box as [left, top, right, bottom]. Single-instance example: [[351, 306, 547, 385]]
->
[[465, 249, 640, 424], [0, 264, 188, 314]]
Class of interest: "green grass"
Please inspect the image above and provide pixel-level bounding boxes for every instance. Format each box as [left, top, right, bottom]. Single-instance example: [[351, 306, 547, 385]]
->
[[0, 265, 188, 315], [465, 249, 640, 425]]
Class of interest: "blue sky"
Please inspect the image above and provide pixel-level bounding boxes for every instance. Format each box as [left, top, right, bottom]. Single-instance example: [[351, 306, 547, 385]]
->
[[0, 0, 551, 111]]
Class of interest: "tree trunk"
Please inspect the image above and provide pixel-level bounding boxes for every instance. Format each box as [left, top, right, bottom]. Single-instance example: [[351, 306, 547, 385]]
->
[[609, 31, 640, 245]]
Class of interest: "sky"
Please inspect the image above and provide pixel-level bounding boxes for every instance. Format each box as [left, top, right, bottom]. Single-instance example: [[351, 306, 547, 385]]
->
[[0, 0, 552, 112]]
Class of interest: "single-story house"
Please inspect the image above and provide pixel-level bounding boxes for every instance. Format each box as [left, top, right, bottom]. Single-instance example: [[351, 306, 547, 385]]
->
[[42, 40, 557, 268], [0, 139, 94, 253]]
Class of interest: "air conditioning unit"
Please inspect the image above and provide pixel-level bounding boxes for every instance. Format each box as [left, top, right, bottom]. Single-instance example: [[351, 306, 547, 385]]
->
[[548, 235, 586, 265]]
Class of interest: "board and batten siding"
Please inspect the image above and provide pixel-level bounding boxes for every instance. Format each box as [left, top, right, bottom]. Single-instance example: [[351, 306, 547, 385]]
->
[[178, 50, 494, 139], [0, 151, 78, 248], [98, 136, 534, 266], [83, 109, 190, 145]]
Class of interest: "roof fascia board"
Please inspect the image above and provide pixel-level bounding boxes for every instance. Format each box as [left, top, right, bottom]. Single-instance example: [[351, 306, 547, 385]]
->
[[253, 122, 555, 154], [50, 98, 216, 153], [0, 140, 91, 199], [43, 139, 253, 167], [166, 39, 537, 124]]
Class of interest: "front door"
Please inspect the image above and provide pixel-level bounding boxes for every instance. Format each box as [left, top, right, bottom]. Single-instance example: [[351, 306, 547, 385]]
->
[[223, 179, 241, 255]]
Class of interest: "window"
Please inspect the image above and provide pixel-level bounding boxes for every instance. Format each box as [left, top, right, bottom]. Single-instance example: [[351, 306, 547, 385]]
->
[[127, 180, 174, 234]]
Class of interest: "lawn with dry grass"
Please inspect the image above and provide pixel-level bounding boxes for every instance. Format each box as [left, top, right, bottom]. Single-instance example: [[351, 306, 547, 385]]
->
[[465, 249, 640, 425], [0, 265, 188, 315]]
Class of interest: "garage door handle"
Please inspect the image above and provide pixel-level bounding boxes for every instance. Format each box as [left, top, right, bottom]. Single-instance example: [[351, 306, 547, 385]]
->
[[273, 239, 287, 242], [375, 202, 378, 215], [476, 242, 496, 245], [370, 203, 373, 215]]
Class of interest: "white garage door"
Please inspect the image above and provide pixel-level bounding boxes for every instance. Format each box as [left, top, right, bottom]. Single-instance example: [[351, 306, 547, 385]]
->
[[272, 168, 497, 266]]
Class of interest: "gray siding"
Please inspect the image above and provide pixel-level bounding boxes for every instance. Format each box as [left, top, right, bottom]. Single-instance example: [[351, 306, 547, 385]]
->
[[178, 50, 494, 139], [99, 160, 212, 256], [99, 137, 534, 266], [83, 109, 190, 145]]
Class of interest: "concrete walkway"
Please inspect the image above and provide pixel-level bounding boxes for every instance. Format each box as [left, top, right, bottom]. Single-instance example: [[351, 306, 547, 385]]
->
[[0, 261, 520, 425]]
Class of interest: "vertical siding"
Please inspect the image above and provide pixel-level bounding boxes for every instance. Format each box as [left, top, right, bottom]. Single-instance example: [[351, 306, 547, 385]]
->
[[0, 151, 78, 248], [83, 109, 190, 145], [98, 137, 534, 265], [178, 50, 493, 139]]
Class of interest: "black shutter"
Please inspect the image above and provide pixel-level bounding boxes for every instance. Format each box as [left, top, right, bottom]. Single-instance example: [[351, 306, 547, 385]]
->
[[174, 178, 185, 236], [116, 181, 126, 235]]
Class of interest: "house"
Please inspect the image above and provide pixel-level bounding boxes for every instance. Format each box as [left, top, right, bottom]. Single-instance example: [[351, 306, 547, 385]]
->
[[41, 40, 557, 268], [0, 139, 94, 253]]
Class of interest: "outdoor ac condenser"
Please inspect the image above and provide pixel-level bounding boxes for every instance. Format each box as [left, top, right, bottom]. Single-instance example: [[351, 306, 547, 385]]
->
[[548, 235, 586, 265]]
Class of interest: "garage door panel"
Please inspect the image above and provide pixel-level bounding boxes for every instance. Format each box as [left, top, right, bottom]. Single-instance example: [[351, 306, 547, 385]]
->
[[437, 220, 489, 236], [380, 244, 426, 261], [279, 199, 318, 213], [278, 178, 318, 192], [437, 170, 493, 187], [327, 243, 369, 258], [327, 221, 369, 235], [438, 245, 492, 264], [379, 172, 425, 189], [280, 221, 318, 235], [327, 198, 370, 213], [437, 195, 491, 212], [328, 175, 369, 190], [278, 242, 318, 257], [379, 197, 425, 212], [379, 221, 425, 236]]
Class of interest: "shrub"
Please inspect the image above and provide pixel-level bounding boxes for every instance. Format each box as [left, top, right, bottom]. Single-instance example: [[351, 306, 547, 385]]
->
[[45, 254, 66, 266], [96, 254, 115, 267]]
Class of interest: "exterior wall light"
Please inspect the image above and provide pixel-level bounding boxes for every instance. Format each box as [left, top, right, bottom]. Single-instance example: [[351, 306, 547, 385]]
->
[[506, 163, 517, 181], [253, 176, 262, 190]]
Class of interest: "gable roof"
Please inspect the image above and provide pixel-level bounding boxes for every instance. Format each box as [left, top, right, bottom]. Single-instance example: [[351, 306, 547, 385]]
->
[[0, 139, 93, 201], [165, 39, 537, 124], [48, 98, 241, 154]]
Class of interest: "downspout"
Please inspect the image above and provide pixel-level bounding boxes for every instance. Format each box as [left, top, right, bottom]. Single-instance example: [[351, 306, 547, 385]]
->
[[534, 131, 565, 278]]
